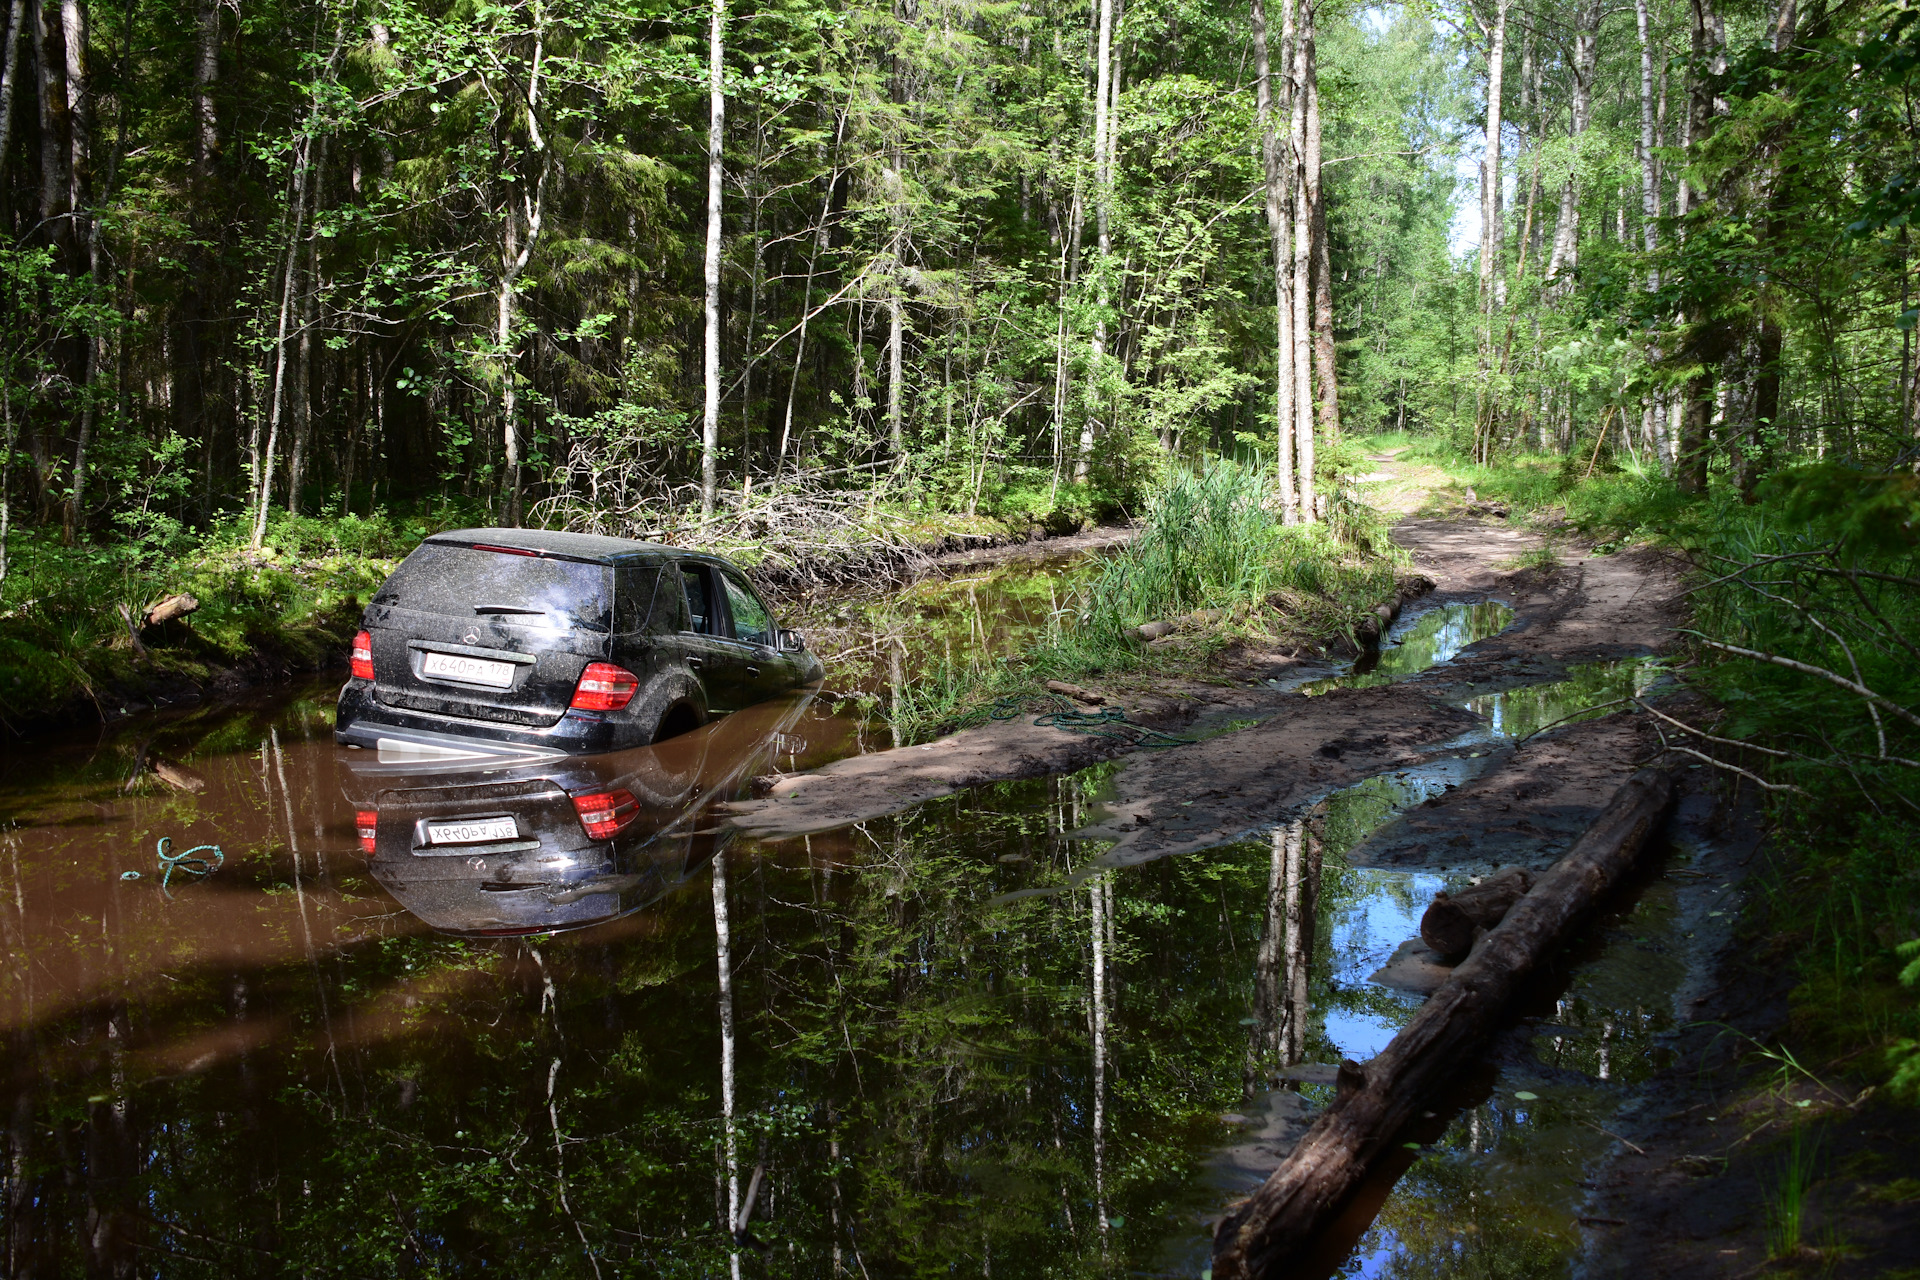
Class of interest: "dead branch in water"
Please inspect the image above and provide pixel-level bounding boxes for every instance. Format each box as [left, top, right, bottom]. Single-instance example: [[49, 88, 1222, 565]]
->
[[1211, 768, 1676, 1279]]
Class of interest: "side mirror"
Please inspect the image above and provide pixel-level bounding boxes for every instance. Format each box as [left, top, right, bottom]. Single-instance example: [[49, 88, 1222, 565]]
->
[[777, 629, 807, 654]]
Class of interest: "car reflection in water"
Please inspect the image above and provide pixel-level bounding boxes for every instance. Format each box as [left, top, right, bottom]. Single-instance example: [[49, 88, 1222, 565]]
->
[[340, 691, 814, 936]]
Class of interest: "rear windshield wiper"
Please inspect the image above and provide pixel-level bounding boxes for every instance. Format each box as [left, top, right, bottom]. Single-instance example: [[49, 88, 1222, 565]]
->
[[473, 605, 547, 616]]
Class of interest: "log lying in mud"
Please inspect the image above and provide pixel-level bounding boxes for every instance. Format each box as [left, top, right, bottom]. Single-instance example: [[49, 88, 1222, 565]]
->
[[1419, 865, 1534, 959], [1044, 679, 1106, 705], [1353, 573, 1437, 645], [1210, 767, 1675, 1280]]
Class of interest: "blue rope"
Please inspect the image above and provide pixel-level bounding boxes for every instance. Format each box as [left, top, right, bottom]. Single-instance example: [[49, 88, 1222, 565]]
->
[[154, 837, 224, 898]]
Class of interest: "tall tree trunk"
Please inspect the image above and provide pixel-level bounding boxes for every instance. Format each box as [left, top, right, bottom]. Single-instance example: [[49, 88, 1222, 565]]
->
[[1545, 0, 1598, 288], [701, 0, 726, 516], [1249, 0, 1295, 520], [0, 0, 27, 179], [1636, 0, 1658, 273], [1676, 0, 1720, 493], [498, 20, 546, 526], [1305, 36, 1337, 445], [1074, 0, 1115, 483], [30, 0, 71, 262], [1477, 0, 1506, 315], [886, 226, 905, 460], [1289, 0, 1314, 518], [251, 136, 311, 549]]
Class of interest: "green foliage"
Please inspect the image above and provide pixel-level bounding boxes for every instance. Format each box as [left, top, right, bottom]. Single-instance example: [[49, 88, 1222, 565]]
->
[[889, 462, 1399, 740]]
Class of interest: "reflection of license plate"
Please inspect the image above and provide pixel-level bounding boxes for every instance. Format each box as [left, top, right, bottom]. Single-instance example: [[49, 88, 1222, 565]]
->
[[426, 816, 519, 845], [422, 651, 515, 688]]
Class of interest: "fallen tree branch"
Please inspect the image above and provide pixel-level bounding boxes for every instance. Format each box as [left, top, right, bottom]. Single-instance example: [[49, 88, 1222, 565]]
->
[[1211, 769, 1676, 1279], [1691, 638, 1920, 732]]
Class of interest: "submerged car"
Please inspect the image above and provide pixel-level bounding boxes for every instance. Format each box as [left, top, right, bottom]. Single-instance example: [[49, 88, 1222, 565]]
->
[[336, 527, 822, 759]]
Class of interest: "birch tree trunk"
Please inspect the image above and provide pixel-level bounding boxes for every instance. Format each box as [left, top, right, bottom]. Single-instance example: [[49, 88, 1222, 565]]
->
[[1305, 33, 1338, 446], [1074, 0, 1116, 483], [1249, 0, 1295, 521], [701, 0, 726, 517], [1478, 0, 1507, 321], [250, 135, 310, 549], [0, 0, 26, 184], [1637, 0, 1658, 272], [1288, 0, 1314, 519], [1546, 1, 1598, 289]]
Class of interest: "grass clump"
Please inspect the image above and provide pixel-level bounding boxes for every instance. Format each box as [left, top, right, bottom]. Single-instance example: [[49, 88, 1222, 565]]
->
[[888, 460, 1404, 742]]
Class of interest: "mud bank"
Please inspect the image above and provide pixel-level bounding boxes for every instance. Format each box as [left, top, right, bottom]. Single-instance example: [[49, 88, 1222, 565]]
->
[[725, 518, 1688, 862]]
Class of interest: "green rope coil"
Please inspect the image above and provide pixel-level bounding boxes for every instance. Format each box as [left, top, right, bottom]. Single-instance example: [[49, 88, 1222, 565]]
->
[[1033, 704, 1193, 748], [155, 837, 224, 898]]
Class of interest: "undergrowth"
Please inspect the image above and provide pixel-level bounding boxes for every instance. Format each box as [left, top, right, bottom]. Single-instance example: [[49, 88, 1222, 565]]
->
[[888, 461, 1403, 743]]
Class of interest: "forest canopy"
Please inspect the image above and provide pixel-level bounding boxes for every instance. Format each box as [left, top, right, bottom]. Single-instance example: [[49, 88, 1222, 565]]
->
[[0, 0, 1909, 560]]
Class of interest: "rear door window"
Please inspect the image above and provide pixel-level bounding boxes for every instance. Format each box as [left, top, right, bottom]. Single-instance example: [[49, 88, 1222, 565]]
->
[[379, 543, 612, 631], [681, 565, 718, 635], [615, 566, 680, 634], [719, 571, 773, 647]]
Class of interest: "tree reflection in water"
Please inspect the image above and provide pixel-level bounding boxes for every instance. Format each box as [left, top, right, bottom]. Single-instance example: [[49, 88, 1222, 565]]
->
[[0, 678, 1686, 1276]]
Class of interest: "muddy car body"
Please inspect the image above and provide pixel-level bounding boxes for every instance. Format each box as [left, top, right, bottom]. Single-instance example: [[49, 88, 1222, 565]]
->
[[336, 528, 821, 759], [343, 691, 812, 936]]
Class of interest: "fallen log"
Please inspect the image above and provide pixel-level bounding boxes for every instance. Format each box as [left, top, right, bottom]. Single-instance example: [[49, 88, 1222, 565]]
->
[[143, 593, 200, 628], [1043, 679, 1106, 706], [1419, 865, 1534, 959], [1211, 767, 1675, 1279]]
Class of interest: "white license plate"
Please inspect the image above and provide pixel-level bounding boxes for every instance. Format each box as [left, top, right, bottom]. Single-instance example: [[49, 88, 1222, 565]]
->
[[421, 651, 516, 688], [425, 816, 520, 845]]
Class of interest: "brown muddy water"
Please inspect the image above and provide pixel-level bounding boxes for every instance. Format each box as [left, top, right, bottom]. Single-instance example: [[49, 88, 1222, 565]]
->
[[0, 561, 1697, 1277]]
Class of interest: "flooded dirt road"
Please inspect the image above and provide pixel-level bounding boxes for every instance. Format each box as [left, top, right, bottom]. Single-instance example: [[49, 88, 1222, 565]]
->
[[0, 522, 1725, 1277]]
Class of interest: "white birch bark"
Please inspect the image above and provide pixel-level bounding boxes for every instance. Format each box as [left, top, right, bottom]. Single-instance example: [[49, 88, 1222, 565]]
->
[[1289, 4, 1314, 519], [1074, 0, 1115, 482], [1252, 0, 1295, 520], [702, 0, 727, 516]]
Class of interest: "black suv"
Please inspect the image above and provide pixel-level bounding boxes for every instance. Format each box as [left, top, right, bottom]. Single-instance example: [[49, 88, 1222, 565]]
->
[[335, 528, 822, 759]]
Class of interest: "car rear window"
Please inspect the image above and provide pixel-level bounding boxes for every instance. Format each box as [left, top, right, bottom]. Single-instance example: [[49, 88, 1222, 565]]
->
[[380, 543, 612, 631]]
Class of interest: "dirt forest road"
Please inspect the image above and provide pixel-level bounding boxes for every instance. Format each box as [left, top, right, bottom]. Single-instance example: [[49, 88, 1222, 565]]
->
[[724, 459, 1687, 866]]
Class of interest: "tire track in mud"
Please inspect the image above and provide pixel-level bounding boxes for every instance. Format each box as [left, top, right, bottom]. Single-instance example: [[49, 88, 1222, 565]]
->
[[722, 517, 1688, 857]]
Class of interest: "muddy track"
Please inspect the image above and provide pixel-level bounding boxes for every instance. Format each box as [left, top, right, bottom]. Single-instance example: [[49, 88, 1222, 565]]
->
[[723, 517, 1688, 857]]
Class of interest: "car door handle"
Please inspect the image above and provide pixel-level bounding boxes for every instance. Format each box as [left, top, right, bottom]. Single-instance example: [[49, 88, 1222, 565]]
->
[[746, 665, 760, 678], [686, 657, 703, 670]]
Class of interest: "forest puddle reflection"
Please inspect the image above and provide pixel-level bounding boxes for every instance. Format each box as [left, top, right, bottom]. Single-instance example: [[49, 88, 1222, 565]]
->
[[1301, 601, 1516, 695], [0, 672, 1687, 1277]]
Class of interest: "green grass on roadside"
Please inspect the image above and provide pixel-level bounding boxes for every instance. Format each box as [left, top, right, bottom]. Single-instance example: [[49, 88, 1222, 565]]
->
[[887, 461, 1404, 743], [1383, 434, 1920, 1100]]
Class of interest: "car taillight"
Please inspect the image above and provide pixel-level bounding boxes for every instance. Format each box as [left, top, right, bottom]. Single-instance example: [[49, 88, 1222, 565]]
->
[[350, 630, 375, 680], [571, 789, 639, 839], [571, 662, 639, 711], [355, 809, 379, 853]]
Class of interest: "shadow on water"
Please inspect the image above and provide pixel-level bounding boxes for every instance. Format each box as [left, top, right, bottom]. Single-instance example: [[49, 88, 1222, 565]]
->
[[0, 555, 1683, 1277]]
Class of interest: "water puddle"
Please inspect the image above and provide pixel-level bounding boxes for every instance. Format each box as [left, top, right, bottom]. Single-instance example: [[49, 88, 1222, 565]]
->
[[1299, 601, 1516, 695], [0, 662, 1693, 1276], [1461, 657, 1670, 740]]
